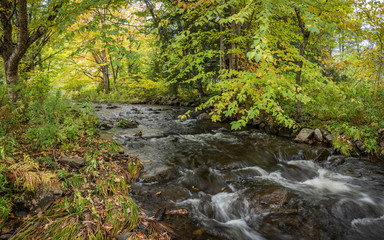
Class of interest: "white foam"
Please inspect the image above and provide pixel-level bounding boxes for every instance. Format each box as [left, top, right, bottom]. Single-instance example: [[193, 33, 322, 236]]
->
[[238, 166, 269, 176], [288, 160, 319, 169], [211, 192, 239, 222], [302, 177, 351, 193], [223, 219, 265, 240], [351, 215, 384, 226], [358, 193, 377, 205]]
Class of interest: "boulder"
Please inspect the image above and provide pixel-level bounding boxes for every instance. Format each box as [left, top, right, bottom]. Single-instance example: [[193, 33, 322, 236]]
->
[[314, 128, 323, 142], [355, 140, 366, 152], [14, 184, 63, 215], [197, 113, 210, 121], [294, 128, 314, 143], [59, 156, 85, 168]]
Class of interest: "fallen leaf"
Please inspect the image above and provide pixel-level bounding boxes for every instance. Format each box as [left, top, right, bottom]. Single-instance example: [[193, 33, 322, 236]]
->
[[103, 223, 113, 231], [166, 209, 188, 215]]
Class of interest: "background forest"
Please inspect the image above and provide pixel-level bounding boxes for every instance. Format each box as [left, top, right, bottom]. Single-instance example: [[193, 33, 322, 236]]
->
[[0, 0, 384, 238], [2, 0, 384, 154]]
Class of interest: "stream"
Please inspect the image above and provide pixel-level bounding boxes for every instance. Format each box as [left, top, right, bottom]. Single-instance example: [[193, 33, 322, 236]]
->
[[96, 104, 384, 240]]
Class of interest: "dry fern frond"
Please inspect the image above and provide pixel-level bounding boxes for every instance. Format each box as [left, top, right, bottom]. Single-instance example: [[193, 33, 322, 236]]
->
[[8, 155, 58, 190], [0, 104, 10, 120]]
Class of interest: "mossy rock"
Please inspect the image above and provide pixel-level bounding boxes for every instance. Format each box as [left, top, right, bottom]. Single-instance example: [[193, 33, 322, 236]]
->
[[117, 118, 138, 128]]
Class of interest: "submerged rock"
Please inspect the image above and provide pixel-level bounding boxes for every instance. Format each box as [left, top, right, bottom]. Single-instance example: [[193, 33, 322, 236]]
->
[[295, 128, 314, 143], [251, 188, 298, 215], [106, 104, 119, 109], [117, 118, 138, 128], [315, 149, 331, 162], [142, 166, 180, 183], [98, 121, 114, 130]]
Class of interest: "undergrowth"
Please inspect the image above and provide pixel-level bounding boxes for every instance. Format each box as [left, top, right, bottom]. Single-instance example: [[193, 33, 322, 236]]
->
[[0, 87, 171, 239]]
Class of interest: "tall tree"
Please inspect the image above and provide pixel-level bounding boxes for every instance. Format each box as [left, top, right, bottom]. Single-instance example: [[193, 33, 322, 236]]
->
[[0, 0, 61, 102]]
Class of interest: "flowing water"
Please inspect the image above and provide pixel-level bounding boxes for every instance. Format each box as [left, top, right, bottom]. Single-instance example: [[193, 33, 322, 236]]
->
[[97, 104, 384, 240]]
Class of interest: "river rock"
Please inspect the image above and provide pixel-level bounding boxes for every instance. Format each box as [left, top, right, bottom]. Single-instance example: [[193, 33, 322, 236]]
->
[[0, 234, 13, 239], [197, 113, 210, 120], [314, 128, 323, 142], [251, 117, 262, 126], [106, 104, 119, 109], [59, 155, 85, 168], [98, 121, 113, 130], [325, 134, 333, 144], [315, 149, 331, 162], [265, 123, 279, 135], [117, 232, 133, 240], [14, 184, 63, 215], [142, 166, 180, 183], [278, 127, 295, 138], [295, 128, 314, 143], [251, 188, 297, 215], [117, 118, 138, 128], [355, 140, 366, 152]]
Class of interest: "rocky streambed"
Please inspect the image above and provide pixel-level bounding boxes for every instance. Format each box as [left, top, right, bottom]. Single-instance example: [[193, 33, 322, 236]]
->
[[96, 103, 384, 240]]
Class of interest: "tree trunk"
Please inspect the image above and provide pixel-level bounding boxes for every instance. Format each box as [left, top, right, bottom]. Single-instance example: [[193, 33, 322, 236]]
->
[[219, 23, 225, 81], [295, 8, 310, 121], [5, 68, 19, 102], [92, 50, 110, 94], [102, 66, 110, 94]]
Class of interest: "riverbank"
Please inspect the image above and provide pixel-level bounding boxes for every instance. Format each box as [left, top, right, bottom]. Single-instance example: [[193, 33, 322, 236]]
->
[[0, 97, 171, 239]]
